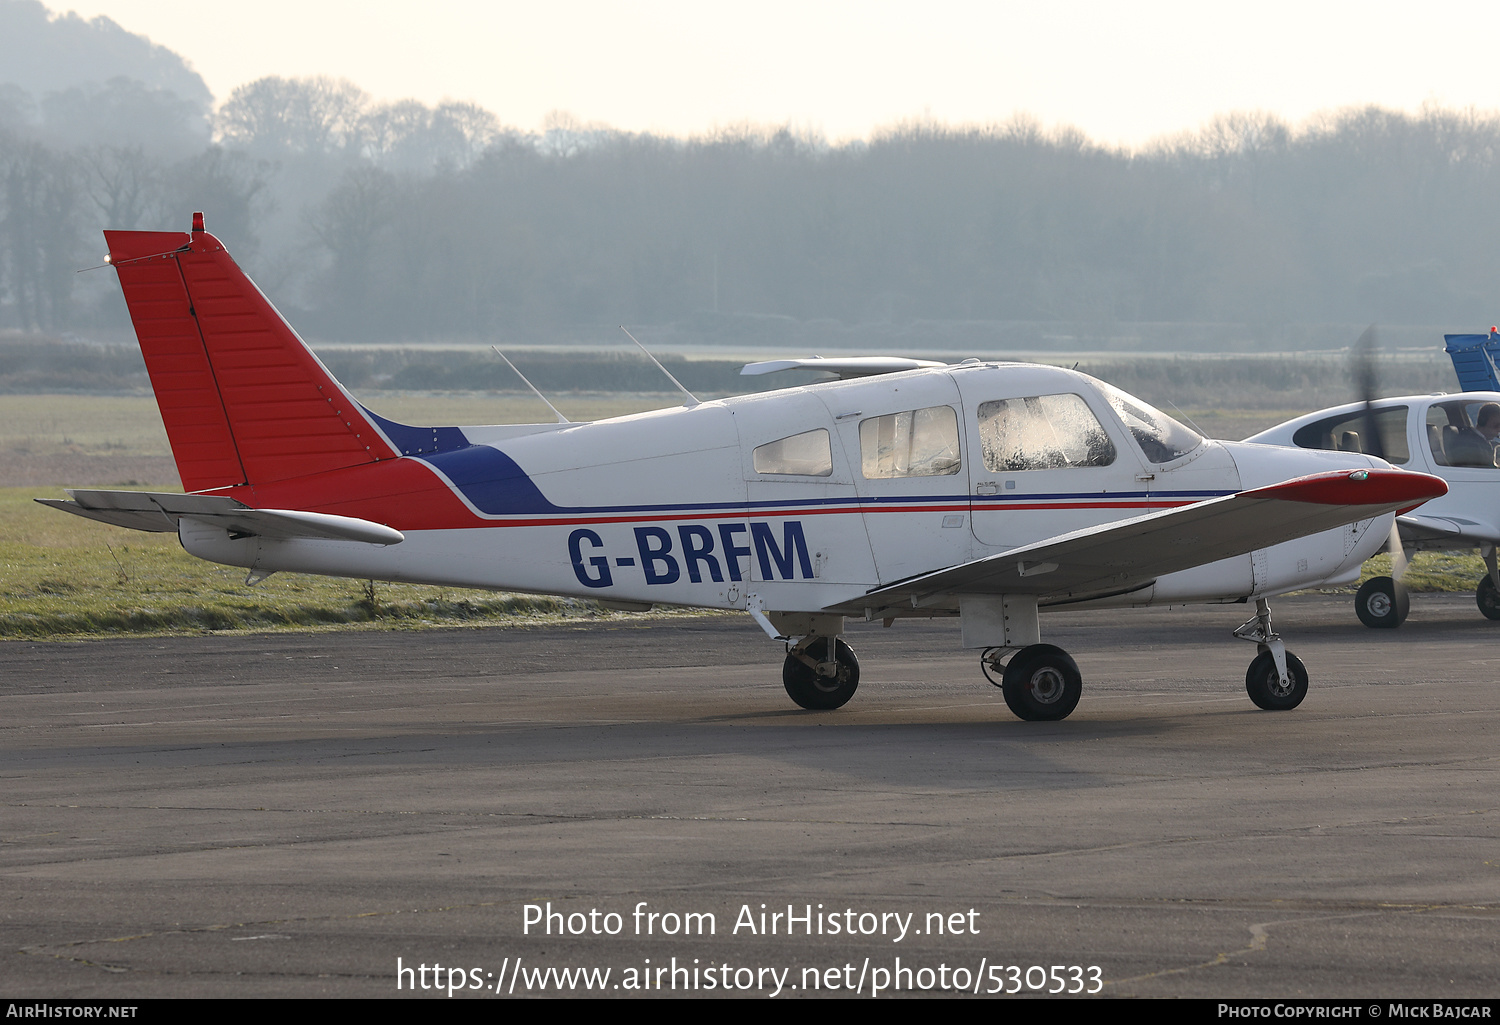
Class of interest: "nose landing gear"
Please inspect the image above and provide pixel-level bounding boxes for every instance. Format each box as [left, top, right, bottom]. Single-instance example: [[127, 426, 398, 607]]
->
[[1234, 598, 1308, 710], [1355, 575, 1409, 628]]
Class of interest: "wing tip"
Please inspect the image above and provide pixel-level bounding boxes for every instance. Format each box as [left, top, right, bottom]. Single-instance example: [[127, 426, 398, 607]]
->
[[1242, 469, 1448, 507]]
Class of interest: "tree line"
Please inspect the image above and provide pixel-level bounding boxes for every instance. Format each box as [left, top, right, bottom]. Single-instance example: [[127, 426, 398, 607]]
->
[[4, 69, 1500, 345]]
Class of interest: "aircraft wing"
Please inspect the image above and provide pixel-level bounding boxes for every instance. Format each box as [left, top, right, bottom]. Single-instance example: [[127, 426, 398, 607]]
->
[[740, 356, 948, 379], [1396, 512, 1500, 546], [36, 490, 405, 545], [826, 469, 1446, 615]]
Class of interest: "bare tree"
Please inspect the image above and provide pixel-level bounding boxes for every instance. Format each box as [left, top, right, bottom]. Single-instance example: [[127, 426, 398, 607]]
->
[[432, 101, 504, 168], [216, 76, 368, 157], [81, 144, 159, 228], [1, 139, 83, 329], [308, 165, 397, 333], [158, 146, 268, 255]]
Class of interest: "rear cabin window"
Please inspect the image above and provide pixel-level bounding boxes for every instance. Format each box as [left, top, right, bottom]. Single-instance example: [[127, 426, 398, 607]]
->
[[753, 429, 833, 476], [1291, 407, 1409, 464], [977, 393, 1116, 471], [859, 406, 961, 478]]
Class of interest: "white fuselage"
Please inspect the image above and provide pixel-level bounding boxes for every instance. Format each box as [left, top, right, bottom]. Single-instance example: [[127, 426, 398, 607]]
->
[[181, 363, 1393, 614]]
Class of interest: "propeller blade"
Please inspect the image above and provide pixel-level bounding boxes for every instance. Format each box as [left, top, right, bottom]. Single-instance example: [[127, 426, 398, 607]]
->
[[1388, 520, 1409, 582], [1355, 325, 1386, 461]]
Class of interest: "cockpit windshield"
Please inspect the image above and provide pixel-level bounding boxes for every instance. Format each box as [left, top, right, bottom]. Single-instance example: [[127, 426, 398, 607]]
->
[[1096, 382, 1204, 464]]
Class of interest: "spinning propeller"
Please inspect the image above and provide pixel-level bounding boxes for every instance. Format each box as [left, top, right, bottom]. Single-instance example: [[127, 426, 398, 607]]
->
[[1353, 325, 1411, 586]]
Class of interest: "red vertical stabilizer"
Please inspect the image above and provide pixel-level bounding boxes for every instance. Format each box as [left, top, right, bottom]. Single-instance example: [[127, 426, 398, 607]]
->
[[105, 218, 395, 492]]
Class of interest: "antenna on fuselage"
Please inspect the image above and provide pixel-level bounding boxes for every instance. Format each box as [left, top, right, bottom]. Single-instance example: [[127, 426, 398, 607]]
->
[[619, 326, 699, 407], [489, 346, 570, 423], [1161, 396, 1207, 439]]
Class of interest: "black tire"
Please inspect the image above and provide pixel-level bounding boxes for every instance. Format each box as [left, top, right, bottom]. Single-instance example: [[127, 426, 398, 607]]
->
[[1244, 650, 1308, 710], [1000, 643, 1082, 721], [783, 637, 859, 710], [1477, 575, 1500, 621], [1355, 575, 1408, 629]]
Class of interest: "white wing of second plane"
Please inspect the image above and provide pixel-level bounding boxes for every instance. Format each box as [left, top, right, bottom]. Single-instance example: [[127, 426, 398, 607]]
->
[[826, 469, 1447, 615], [1396, 512, 1500, 546]]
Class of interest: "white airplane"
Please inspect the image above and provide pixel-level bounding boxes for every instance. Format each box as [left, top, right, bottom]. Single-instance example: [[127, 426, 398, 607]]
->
[[1247, 391, 1500, 627], [42, 216, 1448, 720]]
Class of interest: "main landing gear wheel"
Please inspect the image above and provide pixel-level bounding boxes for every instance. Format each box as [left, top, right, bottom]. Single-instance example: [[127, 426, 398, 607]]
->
[[1244, 650, 1308, 710], [783, 637, 859, 710], [1477, 574, 1500, 621], [1000, 643, 1082, 722], [1355, 575, 1408, 628]]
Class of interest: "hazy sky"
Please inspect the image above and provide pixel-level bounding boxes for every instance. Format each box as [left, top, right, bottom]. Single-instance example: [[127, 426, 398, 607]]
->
[[54, 0, 1500, 148]]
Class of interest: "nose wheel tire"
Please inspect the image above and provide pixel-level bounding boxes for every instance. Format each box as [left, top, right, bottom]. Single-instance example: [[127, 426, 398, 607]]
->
[[783, 637, 860, 710], [1477, 575, 1500, 621], [1355, 575, 1408, 628], [1245, 650, 1308, 710], [1000, 643, 1082, 721]]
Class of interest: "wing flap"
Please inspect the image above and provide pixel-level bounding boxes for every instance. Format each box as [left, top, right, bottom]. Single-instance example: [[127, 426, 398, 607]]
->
[[37, 490, 404, 545], [827, 469, 1447, 614]]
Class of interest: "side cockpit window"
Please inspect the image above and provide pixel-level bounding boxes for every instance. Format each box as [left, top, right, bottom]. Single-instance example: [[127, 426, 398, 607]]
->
[[1291, 407, 1409, 464], [859, 406, 961, 478], [753, 429, 833, 476], [977, 393, 1116, 471], [1097, 383, 1204, 465], [1425, 400, 1500, 469]]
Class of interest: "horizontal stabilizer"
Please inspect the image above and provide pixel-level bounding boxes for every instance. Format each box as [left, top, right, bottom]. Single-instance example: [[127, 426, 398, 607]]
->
[[740, 356, 948, 379], [37, 490, 404, 545], [827, 468, 1447, 614]]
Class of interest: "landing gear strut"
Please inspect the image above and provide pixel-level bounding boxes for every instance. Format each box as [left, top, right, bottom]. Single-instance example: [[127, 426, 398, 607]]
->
[[1233, 598, 1308, 710]]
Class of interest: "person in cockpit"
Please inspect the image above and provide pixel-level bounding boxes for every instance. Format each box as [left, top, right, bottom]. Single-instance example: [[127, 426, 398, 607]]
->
[[1448, 402, 1500, 467]]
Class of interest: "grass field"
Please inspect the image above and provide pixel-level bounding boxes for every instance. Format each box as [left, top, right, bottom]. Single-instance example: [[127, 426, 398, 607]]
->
[[0, 486, 641, 639], [0, 392, 1484, 640]]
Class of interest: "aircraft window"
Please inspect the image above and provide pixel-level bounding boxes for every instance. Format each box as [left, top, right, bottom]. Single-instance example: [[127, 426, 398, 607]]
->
[[859, 405, 961, 478], [977, 393, 1116, 471], [1096, 383, 1204, 464], [1426, 400, 1500, 469], [1290, 407, 1409, 464], [753, 429, 833, 476]]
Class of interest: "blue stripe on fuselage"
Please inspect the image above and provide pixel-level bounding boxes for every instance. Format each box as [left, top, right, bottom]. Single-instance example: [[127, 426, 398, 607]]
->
[[418, 445, 564, 515], [363, 407, 471, 457]]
